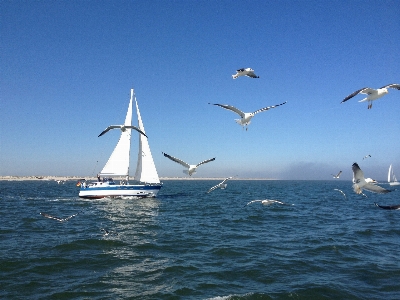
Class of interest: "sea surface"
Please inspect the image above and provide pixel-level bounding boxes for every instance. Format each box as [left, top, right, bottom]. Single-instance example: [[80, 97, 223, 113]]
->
[[1, 180, 399, 299]]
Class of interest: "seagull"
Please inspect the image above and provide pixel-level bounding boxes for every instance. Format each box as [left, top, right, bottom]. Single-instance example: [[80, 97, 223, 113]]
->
[[209, 102, 287, 130], [162, 152, 215, 176], [363, 154, 371, 160], [341, 84, 400, 109], [98, 125, 147, 138], [352, 162, 391, 194], [332, 171, 342, 179], [207, 177, 234, 193], [40, 211, 81, 222], [232, 68, 259, 79], [334, 189, 346, 199], [374, 203, 400, 210], [244, 199, 291, 207]]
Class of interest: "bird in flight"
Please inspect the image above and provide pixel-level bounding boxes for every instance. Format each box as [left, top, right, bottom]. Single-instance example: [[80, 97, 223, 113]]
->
[[98, 125, 147, 137], [207, 177, 234, 193], [351, 163, 391, 195], [332, 171, 342, 179], [232, 68, 259, 79], [162, 152, 215, 176], [341, 84, 400, 109], [334, 189, 346, 199], [209, 102, 287, 131], [244, 199, 291, 207], [40, 211, 81, 222]]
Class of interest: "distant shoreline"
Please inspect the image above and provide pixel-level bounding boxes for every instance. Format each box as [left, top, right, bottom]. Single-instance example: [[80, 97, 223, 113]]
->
[[0, 176, 277, 181]]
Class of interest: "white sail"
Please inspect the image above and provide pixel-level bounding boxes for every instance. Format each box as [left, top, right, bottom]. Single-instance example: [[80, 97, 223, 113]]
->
[[100, 91, 133, 177], [133, 91, 160, 184], [388, 164, 399, 185]]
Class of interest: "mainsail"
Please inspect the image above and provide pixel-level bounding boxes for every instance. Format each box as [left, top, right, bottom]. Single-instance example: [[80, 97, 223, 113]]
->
[[100, 90, 133, 177], [134, 91, 160, 183], [388, 164, 398, 183]]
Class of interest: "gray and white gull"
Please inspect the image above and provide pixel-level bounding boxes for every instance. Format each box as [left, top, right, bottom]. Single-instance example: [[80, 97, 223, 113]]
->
[[209, 102, 287, 130], [352, 162, 391, 194], [162, 152, 215, 176], [341, 84, 400, 109]]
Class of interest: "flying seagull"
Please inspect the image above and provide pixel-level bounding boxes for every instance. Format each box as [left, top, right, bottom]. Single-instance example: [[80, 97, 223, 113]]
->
[[162, 152, 215, 176], [341, 83, 400, 109], [334, 189, 346, 199], [207, 177, 233, 193], [374, 203, 400, 210], [232, 68, 259, 79], [363, 154, 371, 160], [244, 199, 291, 207], [332, 171, 342, 179], [352, 162, 391, 194], [209, 102, 287, 130], [40, 211, 81, 222], [98, 125, 147, 138]]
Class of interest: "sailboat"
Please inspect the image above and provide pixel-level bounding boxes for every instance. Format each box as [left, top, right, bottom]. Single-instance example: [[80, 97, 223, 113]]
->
[[79, 89, 162, 198], [388, 164, 400, 186]]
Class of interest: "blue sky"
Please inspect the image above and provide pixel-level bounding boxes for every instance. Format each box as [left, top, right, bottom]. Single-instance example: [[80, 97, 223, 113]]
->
[[1, 0, 399, 180]]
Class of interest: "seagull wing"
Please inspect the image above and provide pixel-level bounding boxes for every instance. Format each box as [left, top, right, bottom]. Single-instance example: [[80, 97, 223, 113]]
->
[[337, 171, 342, 177], [334, 189, 346, 198], [363, 183, 391, 194], [98, 125, 121, 137], [207, 184, 220, 193], [245, 200, 263, 206], [220, 177, 233, 184], [125, 126, 148, 138], [352, 163, 364, 183], [380, 83, 400, 90], [63, 211, 82, 221], [209, 103, 245, 118], [237, 68, 245, 72], [341, 87, 369, 103], [162, 152, 190, 168], [375, 203, 400, 210], [246, 71, 259, 78], [40, 212, 64, 222], [253, 102, 287, 115], [196, 157, 216, 167]]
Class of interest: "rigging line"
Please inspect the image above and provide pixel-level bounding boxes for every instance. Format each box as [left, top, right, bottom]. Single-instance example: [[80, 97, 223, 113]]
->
[[91, 160, 98, 176]]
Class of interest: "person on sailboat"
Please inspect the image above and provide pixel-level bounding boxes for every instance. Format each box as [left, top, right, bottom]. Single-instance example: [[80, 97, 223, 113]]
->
[[97, 174, 101, 182]]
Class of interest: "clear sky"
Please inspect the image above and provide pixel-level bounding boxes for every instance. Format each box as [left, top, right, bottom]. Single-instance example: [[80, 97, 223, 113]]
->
[[1, 0, 399, 180]]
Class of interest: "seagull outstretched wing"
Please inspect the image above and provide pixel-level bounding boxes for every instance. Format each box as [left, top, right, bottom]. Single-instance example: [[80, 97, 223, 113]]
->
[[252, 102, 287, 114], [380, 83, 400, 90], [196, 157, 215, 167], [40, 211, 81, 222], [162, 152, 190, 168], [98, 125, 147, 138], [209, 103, 245, 117], [375, 203, 400, 210], [246, 71, 259, 78], [207, 177, 232, 193], [341, 87, 369, 103]]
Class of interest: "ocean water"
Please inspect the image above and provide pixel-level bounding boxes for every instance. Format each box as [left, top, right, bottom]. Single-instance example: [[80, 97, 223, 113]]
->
[[1, 180, 399, 300]]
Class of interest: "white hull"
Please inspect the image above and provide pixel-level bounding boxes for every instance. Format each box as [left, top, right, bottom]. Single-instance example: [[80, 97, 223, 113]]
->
[[389, 182, 400, 186], [79, 182, 162, 199]]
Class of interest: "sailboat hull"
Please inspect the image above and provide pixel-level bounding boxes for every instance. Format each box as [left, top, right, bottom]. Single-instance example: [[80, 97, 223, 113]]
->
[[79, 184, 162, 199]]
